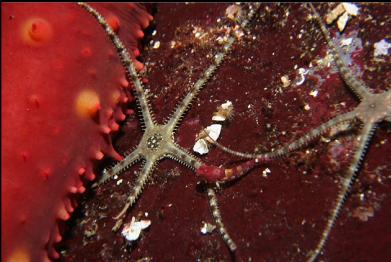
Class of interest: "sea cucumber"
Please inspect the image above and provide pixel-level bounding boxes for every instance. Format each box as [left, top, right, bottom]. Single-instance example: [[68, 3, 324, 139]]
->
[[2, 3, 152, 261]]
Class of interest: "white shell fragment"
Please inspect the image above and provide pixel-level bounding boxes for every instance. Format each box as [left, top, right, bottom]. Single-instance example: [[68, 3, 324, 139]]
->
[[281, 75, 291, 88], [152, 41, 160, 49], [325, 3, 360, 32], [193, 124, 222, 155], [310, 90, 319, 97], [340, 37, 353, 47], [226, 4, 242, 21], [296, 68, 309, 86], [205, 124, 222, 141], [212, 115, 226, 122], [337, 12, 349, 32], [374, 39, 391, 57], [212, 101, 234, 122], [325, 3, 346, 24], [193, 139, 210, 155], [121, 217, 151, 242], [200, 222, 216, 234], [262, 168, 271, 178], [342, 3, 359, 16]]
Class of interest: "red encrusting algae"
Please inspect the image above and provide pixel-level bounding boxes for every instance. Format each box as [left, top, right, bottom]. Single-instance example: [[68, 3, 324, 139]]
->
[[2, 3, 152, 262]]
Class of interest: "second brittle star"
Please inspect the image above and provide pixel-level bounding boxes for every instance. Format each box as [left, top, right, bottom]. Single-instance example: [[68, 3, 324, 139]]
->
[[197, 3, 390, 262], [79, 2, 260, 253]]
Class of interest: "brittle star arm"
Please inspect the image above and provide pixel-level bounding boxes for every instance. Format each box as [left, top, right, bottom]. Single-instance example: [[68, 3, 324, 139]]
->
[[197, 111, 358, 182], [92, 148, 142, 188], [165, 143, 238, 252], [166, 37, 235, 133], [78, 2, 155, 127], [112, 157, 157, 232], [307, 122, 377, 262], [308, 3, 371, 100], [166, 4, 261, 133]]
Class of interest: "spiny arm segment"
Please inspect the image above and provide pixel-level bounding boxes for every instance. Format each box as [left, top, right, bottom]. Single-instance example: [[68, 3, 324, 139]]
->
[[307, 122, 377, 262], [198, 111, 357, 182], [308, 3, 370, 100], [167, 4, 261, 132], [78, 2, 155, 127], [166, 142, 203, 170], [112, 158, 156, 232], [92, 149, 141, 188], [207, 188, 237, 252]]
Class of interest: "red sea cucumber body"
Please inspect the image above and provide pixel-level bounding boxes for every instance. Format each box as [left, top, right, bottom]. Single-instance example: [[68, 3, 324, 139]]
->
[[2, 3, 152, 261]]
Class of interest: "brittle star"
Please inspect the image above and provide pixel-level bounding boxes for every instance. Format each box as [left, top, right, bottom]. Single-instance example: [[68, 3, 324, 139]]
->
[[79, 2, 261, 252], [197, 3, 390, 261]]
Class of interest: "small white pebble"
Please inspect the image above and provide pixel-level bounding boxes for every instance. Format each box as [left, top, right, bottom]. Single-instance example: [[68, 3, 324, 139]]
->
[[262, 168, 271, 178], [153, 41, 160, 49], [200, 222, 216, 234], [340, 37, 353, 47], [193, 124, 222, 155], [298, 68, 308, 75], [226, 4, 242, 21], [374, 39, 391, 57], [310, 90, 318, 97], [337, 12, 349, 32], [304, 104, 311, 111], [116, 179, 123, 185], [121, 217, 151, 242], [193, 139, 209, 155], [281, 75, 291, 88], [296, 68, 308, 86], [342, 3, 359, 16]]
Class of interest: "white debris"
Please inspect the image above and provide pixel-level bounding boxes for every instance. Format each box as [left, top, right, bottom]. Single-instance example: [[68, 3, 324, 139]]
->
[[374, 39, 391, 57], [121, 217, 151, 242], [200, 222, 216, 234], [193, 139, 210, 155], [325, 3, 345, 24], [204, 124, 222, 141], [310, 90, 319, 97], [193, 124, 222, 155], [342, 3, 359, 16], [212, 115, 226, 122], [116, 179, 123, 185], [304, 104, 311, 111], [226, 4, 242, 21], [340, 37, 353, 47], [325, 3, 360, 32], [262, 168, 271, 178], [212, 101, 234, 122], [152, 41, 160, 49], [281, 75, 291, 88], [337, 12, 349, 32], [296, 68, 309, 86]]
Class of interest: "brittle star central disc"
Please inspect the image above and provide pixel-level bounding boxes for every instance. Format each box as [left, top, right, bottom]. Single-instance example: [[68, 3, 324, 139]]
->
[[146, 133, 163, 150]]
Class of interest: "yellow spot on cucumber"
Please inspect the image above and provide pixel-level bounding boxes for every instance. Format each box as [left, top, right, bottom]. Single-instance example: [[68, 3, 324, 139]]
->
[[75, 89, 100, 118]]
